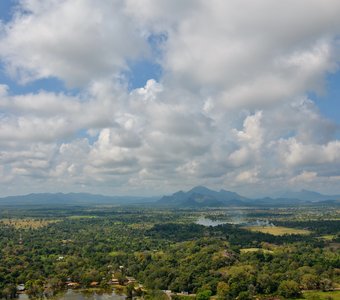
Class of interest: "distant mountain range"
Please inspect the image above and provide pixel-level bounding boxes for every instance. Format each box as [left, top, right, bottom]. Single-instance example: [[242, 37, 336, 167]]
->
[[0, 186, 339, 207], [278, 189, 340, 202], [157, 186, 340, 207], [0, 192, 158, 206]]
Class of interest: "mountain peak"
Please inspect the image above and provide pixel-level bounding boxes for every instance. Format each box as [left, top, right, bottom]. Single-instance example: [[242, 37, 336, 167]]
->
[[188, 186, 214, 194], [158, 186, 246, 207]]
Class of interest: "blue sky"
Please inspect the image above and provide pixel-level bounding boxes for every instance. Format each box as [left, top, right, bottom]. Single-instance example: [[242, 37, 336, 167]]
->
[[0, 0, 339, 197], [311, 72, 340, 127], [0, 0, 14, 23]]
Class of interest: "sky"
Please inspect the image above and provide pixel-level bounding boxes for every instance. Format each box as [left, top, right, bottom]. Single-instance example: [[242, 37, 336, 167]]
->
[[0, 0, 339, 197]]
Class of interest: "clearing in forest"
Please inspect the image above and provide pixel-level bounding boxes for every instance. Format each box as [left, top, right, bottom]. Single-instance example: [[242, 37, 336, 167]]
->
[[240, 248, 274, 254], [298, 290, 340, 300], [0, 218, 60, 229], [244, 226, 311, 236]]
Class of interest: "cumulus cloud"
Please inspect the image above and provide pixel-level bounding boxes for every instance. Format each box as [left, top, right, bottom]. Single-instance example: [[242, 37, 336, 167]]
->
[[278, 139, 340, 167], [235, 169, 259, 184], [160, 1, 340, 93], [0, 0, 147, 86], [0, 0, 339, 196], [290, 171, 318, 183], [0, 78, 339, 195]]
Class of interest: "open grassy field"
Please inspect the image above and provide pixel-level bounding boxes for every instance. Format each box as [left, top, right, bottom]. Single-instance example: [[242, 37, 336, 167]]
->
[[128, 223, 154, 229], [244, 226, 311, 236], [319, 234, 336, 241], [240, 247, 274, 254], [0, 218, 60, 229], [67, 215, 98, 219], [296, 290, 340, 299]]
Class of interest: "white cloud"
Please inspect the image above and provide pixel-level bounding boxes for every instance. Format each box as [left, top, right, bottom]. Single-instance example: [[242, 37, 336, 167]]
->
[[234, 111, 263, 150], [0, 0, 147, 86], [279, 139, 340, 167], [159, 1, 340, 111], [235, 169, 259, 184], [0, 0, 340, 196], [0, 79, 339, 195], [290, 171, 318, 183]]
